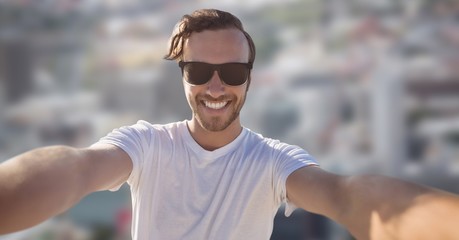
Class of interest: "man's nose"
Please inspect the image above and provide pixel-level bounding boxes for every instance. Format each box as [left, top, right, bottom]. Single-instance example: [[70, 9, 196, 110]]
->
[[206, 71, 225, 98]]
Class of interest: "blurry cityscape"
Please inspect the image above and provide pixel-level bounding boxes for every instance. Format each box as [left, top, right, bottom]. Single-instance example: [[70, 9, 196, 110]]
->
[[1, 0, 459, 239]]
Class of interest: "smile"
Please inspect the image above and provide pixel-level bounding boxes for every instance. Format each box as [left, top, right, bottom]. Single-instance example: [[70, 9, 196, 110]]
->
[[204, 101, 228, 110]]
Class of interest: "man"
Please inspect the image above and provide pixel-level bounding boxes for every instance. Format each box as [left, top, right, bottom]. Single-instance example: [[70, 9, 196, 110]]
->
[[0, 9, 458, 240]]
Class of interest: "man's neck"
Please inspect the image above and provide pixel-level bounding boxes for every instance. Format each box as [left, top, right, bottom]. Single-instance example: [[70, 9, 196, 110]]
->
[[186, 118, 243, 151]]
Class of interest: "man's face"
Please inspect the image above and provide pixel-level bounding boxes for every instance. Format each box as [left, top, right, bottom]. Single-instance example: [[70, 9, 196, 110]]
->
[[182, 28, 250, 132]]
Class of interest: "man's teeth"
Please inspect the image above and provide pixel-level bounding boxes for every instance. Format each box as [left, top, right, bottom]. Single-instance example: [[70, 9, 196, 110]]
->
[[204, 101, 228, 110]]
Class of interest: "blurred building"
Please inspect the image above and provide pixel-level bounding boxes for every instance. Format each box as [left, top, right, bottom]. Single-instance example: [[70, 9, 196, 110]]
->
[[1, 0, 458, 239]]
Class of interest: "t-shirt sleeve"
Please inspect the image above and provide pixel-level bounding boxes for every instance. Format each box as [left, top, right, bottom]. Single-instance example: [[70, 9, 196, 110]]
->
[[272, 143, 319, 217], [96, 120, 153, 191]]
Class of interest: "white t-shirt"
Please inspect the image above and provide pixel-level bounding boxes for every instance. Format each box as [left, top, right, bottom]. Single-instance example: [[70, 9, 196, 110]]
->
[[99, 120, 318, 240]]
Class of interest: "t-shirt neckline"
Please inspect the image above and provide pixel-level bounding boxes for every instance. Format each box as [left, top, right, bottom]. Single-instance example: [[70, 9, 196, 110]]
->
[[180, 120, 248, 160]]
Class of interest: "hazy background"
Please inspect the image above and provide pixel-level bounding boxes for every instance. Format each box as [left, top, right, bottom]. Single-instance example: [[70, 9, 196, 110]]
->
[[1, 0, 459, 239]]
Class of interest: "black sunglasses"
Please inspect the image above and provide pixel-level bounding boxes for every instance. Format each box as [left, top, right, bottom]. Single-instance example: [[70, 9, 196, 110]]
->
[[179, 61, 252, 86]]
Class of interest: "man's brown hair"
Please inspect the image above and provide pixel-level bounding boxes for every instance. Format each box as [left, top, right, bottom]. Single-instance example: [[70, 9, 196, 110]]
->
[[164, 9, 256, 64]]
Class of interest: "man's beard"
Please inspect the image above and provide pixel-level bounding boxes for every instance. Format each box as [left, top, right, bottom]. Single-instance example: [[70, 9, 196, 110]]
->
[[191, 93, 245, 132]]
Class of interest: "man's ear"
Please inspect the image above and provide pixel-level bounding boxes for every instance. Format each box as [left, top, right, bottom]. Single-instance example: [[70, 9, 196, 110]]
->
[[246, 73, 251, 92]]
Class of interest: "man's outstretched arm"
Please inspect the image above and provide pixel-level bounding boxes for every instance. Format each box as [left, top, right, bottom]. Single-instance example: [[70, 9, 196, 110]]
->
[[286, 166, 459, 240], [0, 144, 132, 234]]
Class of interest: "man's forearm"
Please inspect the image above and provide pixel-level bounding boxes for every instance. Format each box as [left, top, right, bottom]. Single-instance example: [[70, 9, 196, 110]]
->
[[342, 175, 459, 240], [0, 146, 89, 234]]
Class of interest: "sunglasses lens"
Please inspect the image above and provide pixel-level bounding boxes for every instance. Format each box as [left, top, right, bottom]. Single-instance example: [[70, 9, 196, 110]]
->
[[219, 63, 249, 86], [180, 62, 251, 86], [183, 63, 213, 85]]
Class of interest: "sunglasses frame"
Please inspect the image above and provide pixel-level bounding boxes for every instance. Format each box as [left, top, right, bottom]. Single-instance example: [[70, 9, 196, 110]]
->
[[179, 61, 253, 86]]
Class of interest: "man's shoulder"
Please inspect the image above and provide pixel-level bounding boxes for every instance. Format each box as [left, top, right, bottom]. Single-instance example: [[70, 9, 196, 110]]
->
[[111, 120, 186, 148], [132, 120, 186, 132], [244, 128, 309, 154], [243, 128, 284, 149], [113, 120, 187, 142], [244, 127, 279, 142]]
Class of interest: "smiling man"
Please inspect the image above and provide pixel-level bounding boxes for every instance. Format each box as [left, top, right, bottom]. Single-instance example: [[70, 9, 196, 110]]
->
[[179, 27, 250, 148], [1, 9, 459, 240]]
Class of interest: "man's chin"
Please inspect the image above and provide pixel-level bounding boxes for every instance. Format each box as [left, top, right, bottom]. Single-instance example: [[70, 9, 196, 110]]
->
[[200, 121, 228, 132], [197, 116, 231, 132]]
